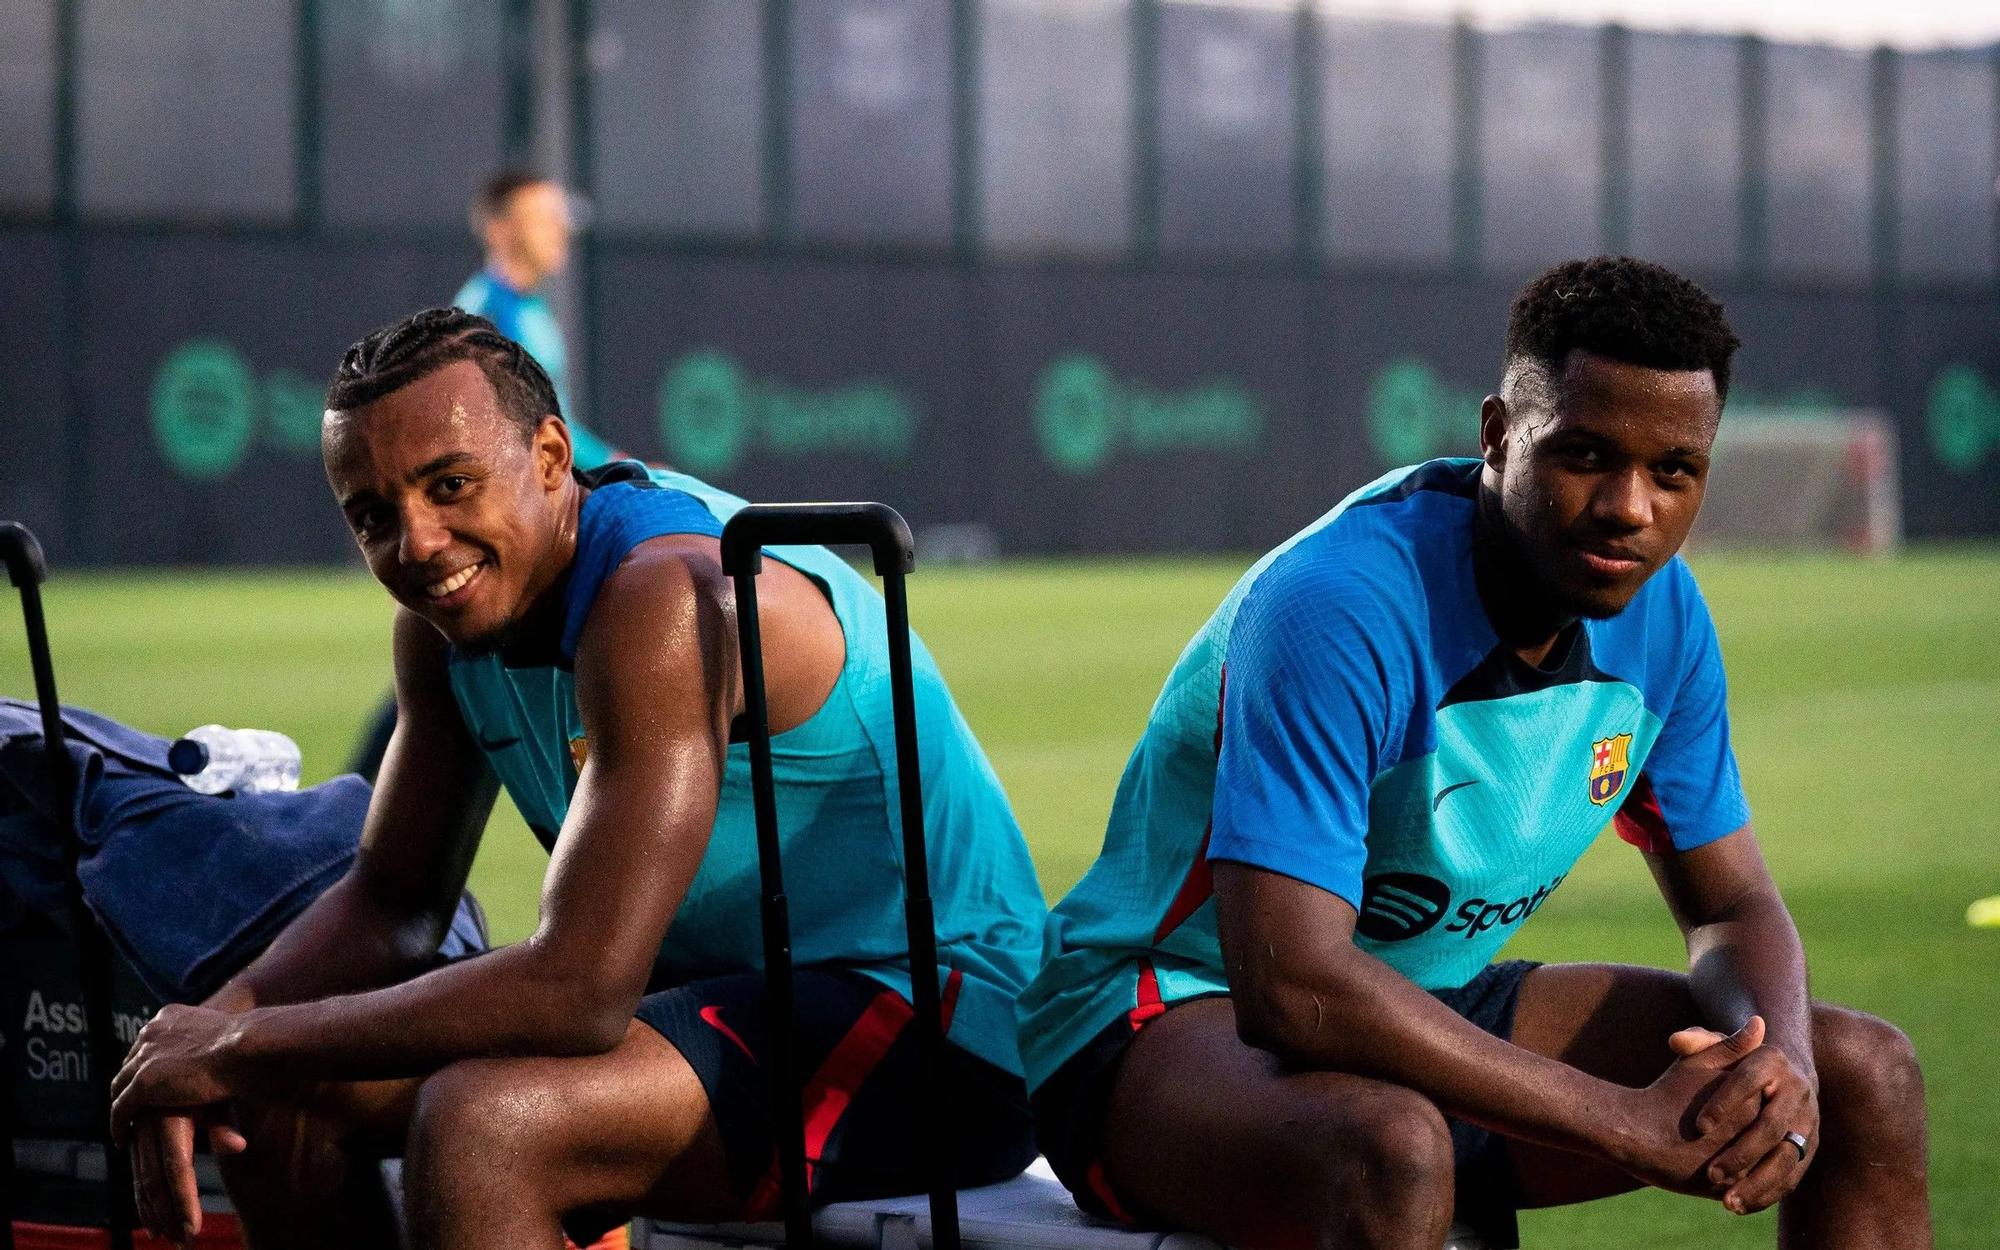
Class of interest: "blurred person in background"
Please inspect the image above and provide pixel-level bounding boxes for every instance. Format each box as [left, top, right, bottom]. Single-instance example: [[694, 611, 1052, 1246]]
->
[[453, 168, 625, 471]]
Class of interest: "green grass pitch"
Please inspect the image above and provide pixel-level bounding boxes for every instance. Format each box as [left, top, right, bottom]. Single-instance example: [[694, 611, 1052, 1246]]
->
[[4, 550, 1995, 1245]]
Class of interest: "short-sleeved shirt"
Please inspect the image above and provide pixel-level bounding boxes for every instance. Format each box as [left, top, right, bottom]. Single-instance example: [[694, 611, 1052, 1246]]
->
[[446, 462, 1048, 1076], [1014, 458, 1750, 1092], [453, 269, 617, 469]]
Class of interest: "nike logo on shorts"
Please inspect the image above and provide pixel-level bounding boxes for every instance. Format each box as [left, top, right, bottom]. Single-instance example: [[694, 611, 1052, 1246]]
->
[[700, 1005, 758, 1062]]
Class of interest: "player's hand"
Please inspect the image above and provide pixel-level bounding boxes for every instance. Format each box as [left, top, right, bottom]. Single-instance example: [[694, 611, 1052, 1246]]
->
[[109, 1004, 255, 1146], [1606, 1015, 1769, 1195], [1675, 1025, 1819, 1215], [127, 1111, 247, 1245]]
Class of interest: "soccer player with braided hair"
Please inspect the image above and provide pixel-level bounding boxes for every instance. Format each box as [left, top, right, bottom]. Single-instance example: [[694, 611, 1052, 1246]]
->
[[1019, 257, 1932, 1248], [108, 307, 1046, 1248]]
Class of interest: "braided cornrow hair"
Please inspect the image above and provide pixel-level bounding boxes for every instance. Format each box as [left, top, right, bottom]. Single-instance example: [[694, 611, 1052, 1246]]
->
[[324, 307, 562, 440]]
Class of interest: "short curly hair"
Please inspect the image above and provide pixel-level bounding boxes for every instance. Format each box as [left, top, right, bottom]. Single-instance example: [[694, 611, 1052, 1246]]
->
[[1505, 256, 1740, 402]]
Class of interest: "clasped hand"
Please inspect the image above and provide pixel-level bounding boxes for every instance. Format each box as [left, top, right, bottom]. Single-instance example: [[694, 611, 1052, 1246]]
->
[[1615, 1014, 1820, 1216], [109, 1004, 254, 1246]]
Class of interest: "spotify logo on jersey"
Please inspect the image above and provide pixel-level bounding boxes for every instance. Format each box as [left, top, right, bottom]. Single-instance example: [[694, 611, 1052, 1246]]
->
[[1356, 872, 1452, 941]]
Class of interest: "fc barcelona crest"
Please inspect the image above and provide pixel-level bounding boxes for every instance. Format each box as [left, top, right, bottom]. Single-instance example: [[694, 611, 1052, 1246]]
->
[[1588, 733, 1632, 806], [569, 736, 590, 772]]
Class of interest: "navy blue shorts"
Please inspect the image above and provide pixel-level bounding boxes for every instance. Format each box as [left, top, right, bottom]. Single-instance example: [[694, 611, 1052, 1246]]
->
[[622, 968, 1035, 1221], [1030, 960, 1540, 1249]]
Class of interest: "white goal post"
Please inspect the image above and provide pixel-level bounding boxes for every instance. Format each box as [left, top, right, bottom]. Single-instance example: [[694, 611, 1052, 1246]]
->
[[1692, 411, 1902, 555]]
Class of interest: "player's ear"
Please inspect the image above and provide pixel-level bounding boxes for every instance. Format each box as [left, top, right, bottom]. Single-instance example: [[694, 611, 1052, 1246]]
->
[[1478, 394, 1509, 472], [533, 415, 572, 489]]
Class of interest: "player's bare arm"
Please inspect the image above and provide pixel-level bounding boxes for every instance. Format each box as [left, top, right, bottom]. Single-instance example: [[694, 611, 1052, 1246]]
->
[[1646, 825, 1818, 1213], [207, 608, 499, 1019], [111, 548, 753, 1117], [115, 606, 497, 1241], [1214, 860, 1760, 1195]]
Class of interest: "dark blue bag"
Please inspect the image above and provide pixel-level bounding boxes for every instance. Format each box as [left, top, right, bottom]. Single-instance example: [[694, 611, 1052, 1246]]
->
[[0, 698, 485, 1001]]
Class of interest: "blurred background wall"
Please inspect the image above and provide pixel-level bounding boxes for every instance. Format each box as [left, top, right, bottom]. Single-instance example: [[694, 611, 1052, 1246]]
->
[[1, 0, 1996, 564]]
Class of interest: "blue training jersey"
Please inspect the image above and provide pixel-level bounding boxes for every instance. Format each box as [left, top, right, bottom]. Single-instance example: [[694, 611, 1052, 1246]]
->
[[1015, 458, 1750, 1092], [453, 269, 618, 470], [446, 462, 1047, 1076]]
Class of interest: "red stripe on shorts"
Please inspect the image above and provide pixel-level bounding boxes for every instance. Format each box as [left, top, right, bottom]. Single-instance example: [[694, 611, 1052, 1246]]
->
[[1084, 1159, 1137, 1226], [800, 990, 917, 1181], [1128, 959, 1166, 1030], [939, 967, 964, 1033], [742, 977, 956, 1219]]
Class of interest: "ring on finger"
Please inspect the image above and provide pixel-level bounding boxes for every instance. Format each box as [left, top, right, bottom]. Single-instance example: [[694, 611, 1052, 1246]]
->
[[1782, 1130, 1809, 1161]]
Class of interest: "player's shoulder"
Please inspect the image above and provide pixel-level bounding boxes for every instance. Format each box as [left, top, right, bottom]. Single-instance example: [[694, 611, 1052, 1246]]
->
[[561, 465, 729, 659], [1302, 458, 1478, 576], [1589, 553, 1722, 707], [569, 536, 730, 668], [595, 534, 726, 609], [576, 463, 724, 542], [1223, 479, 1457, 682], [1240, 460, 1479, 637]]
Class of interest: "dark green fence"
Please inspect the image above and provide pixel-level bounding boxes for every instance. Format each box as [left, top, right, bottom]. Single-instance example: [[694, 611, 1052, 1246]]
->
[[1, 1, 1997, 561]]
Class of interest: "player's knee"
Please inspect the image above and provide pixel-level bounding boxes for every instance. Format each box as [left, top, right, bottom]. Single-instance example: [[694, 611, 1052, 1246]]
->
[[1312, 1089, 1455, 1233], [406, 1060, 559, 1190], [1814, 1006, 1925, 1133]]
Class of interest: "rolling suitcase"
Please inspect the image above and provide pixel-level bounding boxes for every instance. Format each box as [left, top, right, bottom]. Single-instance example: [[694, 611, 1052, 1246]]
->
[[719, 503, 960, 1250]]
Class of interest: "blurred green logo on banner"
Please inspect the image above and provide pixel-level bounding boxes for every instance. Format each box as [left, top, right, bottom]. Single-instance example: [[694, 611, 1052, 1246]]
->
[[658, 351, 750, 475], [657, 350, 915, 476], [151, 339, 258, 480], [262, 369, 329, 455], [1036, 355, 1116, 473], [150, 342, 335, 479], [1034, 353, 1263, 476], [1366, 359, 1480, 467], [1927, 364, 2000, 472]]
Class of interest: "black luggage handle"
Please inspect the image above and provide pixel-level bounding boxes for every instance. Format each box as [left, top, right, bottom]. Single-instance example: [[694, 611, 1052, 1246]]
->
[[721, 504, 958, 1250], [719, 501, 915, 580], [1, 522, 49, 589], [2, 526, 66, 794], [2, 522, 133, 1250]]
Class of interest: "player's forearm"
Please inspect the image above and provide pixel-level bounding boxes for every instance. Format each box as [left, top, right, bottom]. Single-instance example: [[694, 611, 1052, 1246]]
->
[[222, 937, 631, 1084], [207, 872, 453, 1016], [1685, 888, 1814, 1082], [1234, 946, 1638, 1161]]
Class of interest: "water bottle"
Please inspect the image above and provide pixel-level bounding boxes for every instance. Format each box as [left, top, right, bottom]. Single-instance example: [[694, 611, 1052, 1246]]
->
[[169, 724, 303, 795]]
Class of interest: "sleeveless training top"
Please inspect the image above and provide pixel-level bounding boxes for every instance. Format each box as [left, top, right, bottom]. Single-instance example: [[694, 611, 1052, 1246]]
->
[[448, 462, 1046, 1076]]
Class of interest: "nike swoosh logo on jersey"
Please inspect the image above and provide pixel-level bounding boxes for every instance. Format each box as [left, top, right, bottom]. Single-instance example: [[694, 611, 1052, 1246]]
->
[[477, 732, 521, 751], [1432, 779, 1481, 811]]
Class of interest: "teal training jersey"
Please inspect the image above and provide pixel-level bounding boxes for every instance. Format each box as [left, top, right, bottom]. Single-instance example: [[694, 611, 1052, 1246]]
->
[[447, 462, 1047, 1076], [1015, 459, 1750, 1091], [453, 269, 618, 470]]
